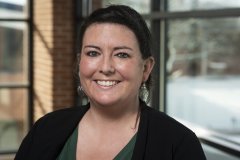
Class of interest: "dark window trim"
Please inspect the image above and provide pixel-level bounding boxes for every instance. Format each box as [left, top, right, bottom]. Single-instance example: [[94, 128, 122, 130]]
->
[[0, 19, 29, 21], [150, 0, 161, 110], [28, 0, 34, 128], [143, 8, 240, 20], [0, 84, 30, 88], [145, 2, 240, 112], [0, 151, 17, 156], [0, 0, 33, 154], [200, 137, 240, 158], [177, 118, 240, 158]]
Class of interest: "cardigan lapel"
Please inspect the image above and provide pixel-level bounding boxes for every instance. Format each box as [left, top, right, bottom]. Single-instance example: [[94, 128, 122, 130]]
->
[[131, 102, 149, 160]]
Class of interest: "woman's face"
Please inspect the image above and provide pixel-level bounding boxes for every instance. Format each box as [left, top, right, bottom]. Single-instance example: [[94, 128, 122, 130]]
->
[[79, 23, 154, 107]]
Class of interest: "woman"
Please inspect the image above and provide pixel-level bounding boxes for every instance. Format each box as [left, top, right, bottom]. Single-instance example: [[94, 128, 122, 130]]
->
[[15, 5, 206, 160]]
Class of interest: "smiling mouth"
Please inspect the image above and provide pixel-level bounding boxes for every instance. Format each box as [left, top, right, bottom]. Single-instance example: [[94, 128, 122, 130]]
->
[[96, 80, 120, 87]]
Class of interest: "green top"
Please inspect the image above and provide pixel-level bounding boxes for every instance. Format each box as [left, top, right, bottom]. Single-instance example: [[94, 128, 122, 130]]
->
[[56, 127, 78, 160], [113, 133, 137, 160], [57, 127, 137, 160]]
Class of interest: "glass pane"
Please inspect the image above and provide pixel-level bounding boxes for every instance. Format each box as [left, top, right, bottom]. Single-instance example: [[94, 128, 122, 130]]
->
[[168, 0, 240, 11], [0, 0, 28, 18], [0, 22, 28, 85], [202, 144, 240, 160], [166, 18, 240, 137], [0, 88, 28, 151], [102, 0, 151, 14]]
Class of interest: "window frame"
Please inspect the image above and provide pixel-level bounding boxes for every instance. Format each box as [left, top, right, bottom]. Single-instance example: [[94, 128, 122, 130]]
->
[[0, 0, 33, 155], [142, 0, 240, 112]]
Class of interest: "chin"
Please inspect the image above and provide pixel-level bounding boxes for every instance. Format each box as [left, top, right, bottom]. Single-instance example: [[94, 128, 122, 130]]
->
[[92, 97, 122, 107]]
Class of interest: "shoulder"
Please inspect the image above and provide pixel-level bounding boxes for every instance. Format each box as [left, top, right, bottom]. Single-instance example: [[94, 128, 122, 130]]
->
[[141, 103, 199, 144], [27, 104, 90, 139], [15, 105, 90, 160], [35, 105, 89, 128], [139, 103, 206, 159], [143, 105, 194, 134], [42, 104, 89, 118]]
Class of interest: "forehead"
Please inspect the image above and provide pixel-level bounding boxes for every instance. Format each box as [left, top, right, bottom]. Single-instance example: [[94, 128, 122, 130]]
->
[[83, 23, 138, 44]]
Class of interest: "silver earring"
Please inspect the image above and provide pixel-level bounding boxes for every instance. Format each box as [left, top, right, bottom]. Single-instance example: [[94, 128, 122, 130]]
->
[[141, 82, 147, 90], [77, 86, 83, 94], [77, 85, 89, 105], [140, 82, 148, 102]]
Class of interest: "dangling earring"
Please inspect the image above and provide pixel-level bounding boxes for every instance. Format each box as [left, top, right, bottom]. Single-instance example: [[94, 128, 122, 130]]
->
[[140, 82, 148, 102], [141, 82, 147, 90], [77, 85, 87, 97], [77, 85, 88, 105], [77, 85, 83, 94]]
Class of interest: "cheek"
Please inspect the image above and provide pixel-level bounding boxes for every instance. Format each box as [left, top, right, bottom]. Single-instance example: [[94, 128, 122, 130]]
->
[[115, 60, 144, 80], [79, 58, 98, 77]]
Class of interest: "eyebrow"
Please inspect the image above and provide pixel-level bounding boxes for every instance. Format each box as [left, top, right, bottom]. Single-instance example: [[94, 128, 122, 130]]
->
[[83, 45, 133, 51], [114, 46, 133, 51], [84, 45, 101, 50]]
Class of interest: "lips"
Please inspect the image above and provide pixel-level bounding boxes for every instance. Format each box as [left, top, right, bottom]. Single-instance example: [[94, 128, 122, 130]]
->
[[96, 80, 119, 87]]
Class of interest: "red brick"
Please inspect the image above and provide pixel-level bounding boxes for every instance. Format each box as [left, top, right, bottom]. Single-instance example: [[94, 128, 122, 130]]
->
[[33, 0, 75, 121]]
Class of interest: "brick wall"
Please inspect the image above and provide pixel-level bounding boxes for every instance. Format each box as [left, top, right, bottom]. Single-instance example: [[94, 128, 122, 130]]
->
[[34, 0, 76, 120]]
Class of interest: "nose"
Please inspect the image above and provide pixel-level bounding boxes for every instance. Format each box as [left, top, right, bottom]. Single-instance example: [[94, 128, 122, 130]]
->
[[99, 55, 115, 75]]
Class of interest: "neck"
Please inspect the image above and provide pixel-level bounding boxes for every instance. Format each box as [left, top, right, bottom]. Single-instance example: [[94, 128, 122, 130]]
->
[[86, 98, 140, 132]]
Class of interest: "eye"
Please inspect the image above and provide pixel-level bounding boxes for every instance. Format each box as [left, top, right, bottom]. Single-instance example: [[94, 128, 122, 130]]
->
[[86, 51, 99, 57], [115, 52, 130, 58]]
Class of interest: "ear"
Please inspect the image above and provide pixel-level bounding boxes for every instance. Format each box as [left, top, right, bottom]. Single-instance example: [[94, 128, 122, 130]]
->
[[142, 56, 155, 82]]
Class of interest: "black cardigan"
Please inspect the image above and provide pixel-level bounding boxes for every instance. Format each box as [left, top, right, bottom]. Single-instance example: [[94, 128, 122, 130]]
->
[[15, 102, 206, 160]]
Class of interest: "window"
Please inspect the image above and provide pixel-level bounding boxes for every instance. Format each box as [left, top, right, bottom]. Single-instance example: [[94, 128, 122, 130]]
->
[[0, 0, 32, 154], [163, 0, 240, 159], [166, 17, 240, 132]]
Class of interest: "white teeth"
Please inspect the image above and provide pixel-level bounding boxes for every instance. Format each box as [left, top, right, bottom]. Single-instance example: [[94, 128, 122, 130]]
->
[[97, 81, 118, 87]]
